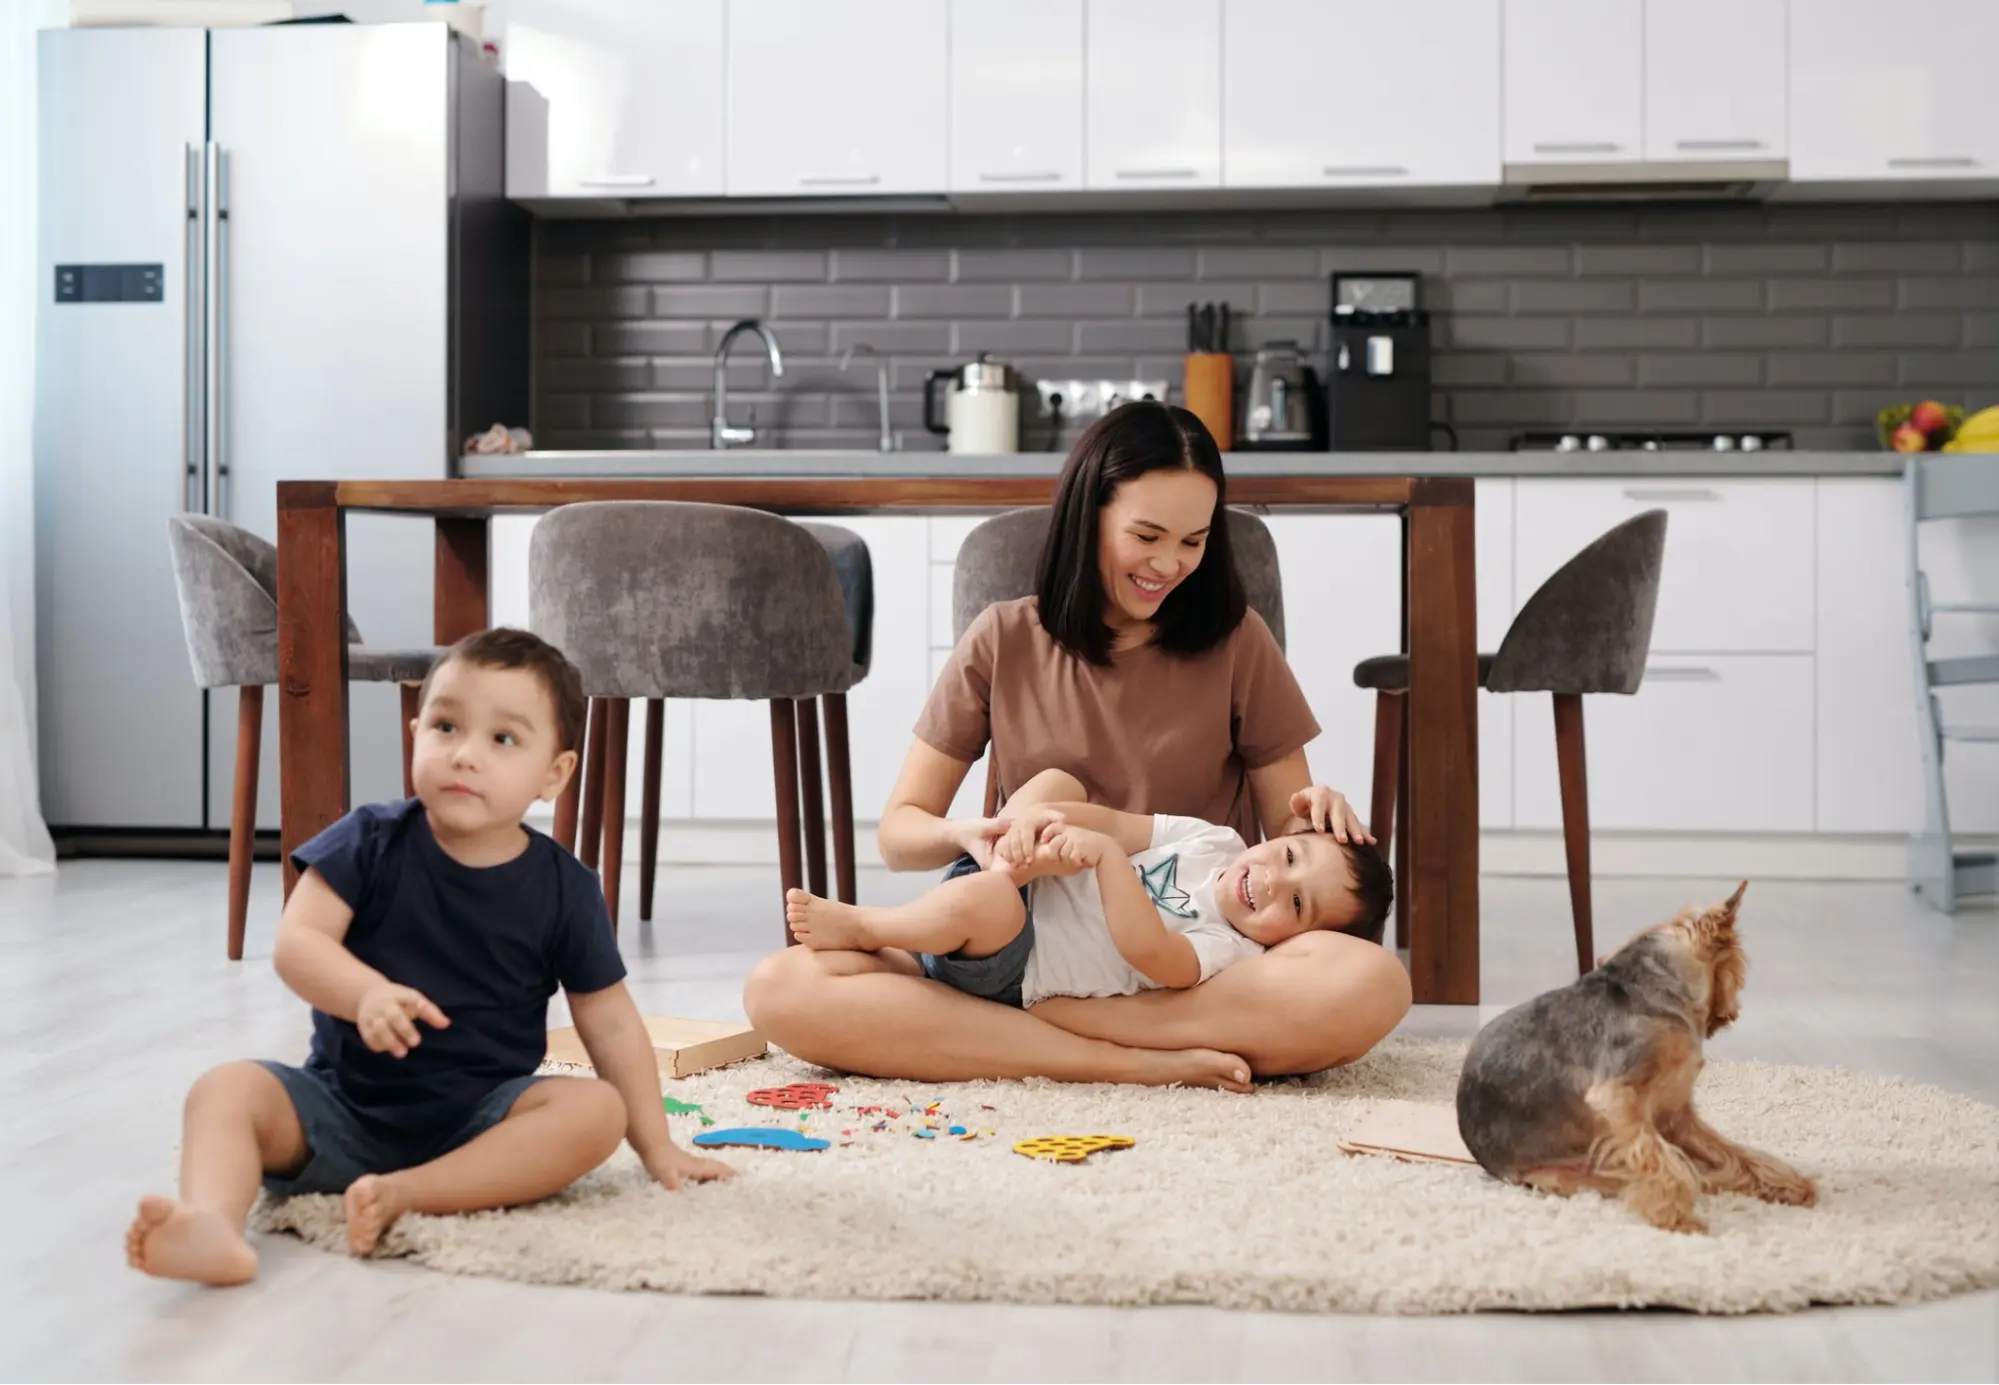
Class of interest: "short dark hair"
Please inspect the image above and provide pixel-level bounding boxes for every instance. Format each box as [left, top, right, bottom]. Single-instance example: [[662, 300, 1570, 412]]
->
[[1327, 840, 1396, 946], [417, 627, 588, 754], [1035, 400, 1248, 666]]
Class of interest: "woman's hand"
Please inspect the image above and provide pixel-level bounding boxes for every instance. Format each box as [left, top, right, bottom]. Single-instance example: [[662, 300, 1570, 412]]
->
[[1286, 785, 1374, 845], [994, 805, 1068, 869], [952, 817, 1005, 869]]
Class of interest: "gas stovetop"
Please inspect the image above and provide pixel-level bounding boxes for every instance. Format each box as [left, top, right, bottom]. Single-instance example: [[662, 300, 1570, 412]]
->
[[1510, 430, 1795, 453]]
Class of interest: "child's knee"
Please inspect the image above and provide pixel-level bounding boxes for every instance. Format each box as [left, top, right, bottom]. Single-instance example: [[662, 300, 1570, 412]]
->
[[185, 1061, 277, 1116]]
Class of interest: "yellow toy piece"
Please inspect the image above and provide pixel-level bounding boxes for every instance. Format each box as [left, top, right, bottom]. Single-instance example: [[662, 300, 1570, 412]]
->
[[1011, 1134, 1136, 1164]]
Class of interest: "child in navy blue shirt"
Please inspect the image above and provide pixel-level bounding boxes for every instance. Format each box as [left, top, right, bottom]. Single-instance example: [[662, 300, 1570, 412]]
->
[[128, 627, 732, 1286]]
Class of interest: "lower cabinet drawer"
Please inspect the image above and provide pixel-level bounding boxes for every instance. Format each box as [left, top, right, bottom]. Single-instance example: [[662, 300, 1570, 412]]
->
[[1513, 654, 1816, 833]]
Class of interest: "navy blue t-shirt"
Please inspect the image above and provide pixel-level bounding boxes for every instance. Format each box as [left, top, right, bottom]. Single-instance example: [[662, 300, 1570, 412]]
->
[[288, 798, 626, 1144]]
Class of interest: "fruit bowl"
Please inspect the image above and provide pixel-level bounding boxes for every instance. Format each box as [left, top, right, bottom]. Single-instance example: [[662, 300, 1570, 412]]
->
[[1877, 400, 1964, 452]]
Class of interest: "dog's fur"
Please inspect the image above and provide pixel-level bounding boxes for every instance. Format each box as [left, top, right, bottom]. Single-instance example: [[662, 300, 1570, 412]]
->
[[1455, 883, 1818, 1233]]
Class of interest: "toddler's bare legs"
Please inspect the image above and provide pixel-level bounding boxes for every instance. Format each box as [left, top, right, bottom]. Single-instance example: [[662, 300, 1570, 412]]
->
[[343, 1076, 625, 1255], [787, 870, 1027, 958], [127, 1061, 308, 1286]]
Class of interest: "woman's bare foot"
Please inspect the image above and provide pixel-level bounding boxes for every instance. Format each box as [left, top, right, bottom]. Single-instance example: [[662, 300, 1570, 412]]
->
[[1134, 1047, 1255, 1093], [343, 1174, 406, 1256], [785, 889, 879, 952], [126, 1195, 258, 1286]]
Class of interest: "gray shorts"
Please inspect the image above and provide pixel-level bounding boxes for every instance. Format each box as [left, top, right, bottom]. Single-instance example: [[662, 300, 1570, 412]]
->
[[917, 852, 1034, 1009], [256, 1061, 546, 1197]]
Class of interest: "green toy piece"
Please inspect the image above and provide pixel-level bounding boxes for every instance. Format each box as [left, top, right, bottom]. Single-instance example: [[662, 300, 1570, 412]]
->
[[663, 1097, 705, 1116]]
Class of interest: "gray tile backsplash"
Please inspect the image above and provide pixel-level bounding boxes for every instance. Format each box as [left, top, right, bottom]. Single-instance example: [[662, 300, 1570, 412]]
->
[[529, 203, 1999, 453]]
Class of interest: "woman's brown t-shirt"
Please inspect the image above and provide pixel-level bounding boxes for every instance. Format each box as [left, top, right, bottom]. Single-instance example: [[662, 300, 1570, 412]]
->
[[913, 597, 1321, 842]]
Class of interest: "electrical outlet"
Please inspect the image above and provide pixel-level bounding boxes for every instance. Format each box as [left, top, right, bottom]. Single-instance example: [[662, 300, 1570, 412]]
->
[[1036, 377, 1170, 422], [1101, 379, 1170, 411]]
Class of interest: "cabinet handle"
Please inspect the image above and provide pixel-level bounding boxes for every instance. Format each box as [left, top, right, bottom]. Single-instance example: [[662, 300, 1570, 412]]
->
[[800, 174, 881, 187], [1322, 164, 1408, 177], [578, 174, 656, 188], [1674, 138, 1764, 152], [977, 170, 1062, 184], [1113, 167, 1198, 180], [1532, 141, 1622, 154], [1887, 156, 1978, 169], [1622, 486, 1721, 502], [1643, 665, 1722, 682]]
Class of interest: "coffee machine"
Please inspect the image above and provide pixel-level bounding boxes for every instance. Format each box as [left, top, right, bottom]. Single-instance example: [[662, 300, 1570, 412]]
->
[[1326, 272, 1433, 451]]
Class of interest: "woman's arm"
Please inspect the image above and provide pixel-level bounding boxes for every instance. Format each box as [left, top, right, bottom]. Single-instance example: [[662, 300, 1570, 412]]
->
[[876, 739, 986, 872], [1247, 749, 1315, 842]]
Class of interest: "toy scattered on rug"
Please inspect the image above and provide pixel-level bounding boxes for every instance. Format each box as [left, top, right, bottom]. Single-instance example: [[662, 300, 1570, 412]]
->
[[1337, 1100, 1477, 1167], [1012, 1134, 1134, 1164], [746, 1082, 840, 1111], [693, 1127, 830, 1152], [662, 1097, 705, 1116]]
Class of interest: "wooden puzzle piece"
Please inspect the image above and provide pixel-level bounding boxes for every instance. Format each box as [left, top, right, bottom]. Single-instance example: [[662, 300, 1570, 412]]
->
[[745, 1082, 840, 1111], [692, 1126, 829, 1152], [1011, 1134, 1136, 1164]]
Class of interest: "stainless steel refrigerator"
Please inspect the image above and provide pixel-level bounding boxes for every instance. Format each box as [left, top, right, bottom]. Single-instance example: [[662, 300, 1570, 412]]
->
[[35, 20, 527, 839]]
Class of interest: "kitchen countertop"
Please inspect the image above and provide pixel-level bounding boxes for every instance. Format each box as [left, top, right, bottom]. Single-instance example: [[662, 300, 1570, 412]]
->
[[459, 449, 1904, 480]]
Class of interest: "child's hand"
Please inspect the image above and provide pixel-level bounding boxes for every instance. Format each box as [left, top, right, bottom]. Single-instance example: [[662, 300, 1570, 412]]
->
[[644, 1142, 736, 1190], [355, 983, 450, 1058], [1287, 785, 1373, 844], [1039, 823, 1114, 871], [994, 805, 1067, 868]]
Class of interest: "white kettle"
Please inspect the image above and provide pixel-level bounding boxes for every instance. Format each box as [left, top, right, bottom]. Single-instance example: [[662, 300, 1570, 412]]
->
[[923, 353, 1021, 453]]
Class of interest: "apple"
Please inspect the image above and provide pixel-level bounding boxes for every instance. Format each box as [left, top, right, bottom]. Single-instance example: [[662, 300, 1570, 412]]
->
[[1892, 421, 1930, 453], [1911, 400, 1951, 435]]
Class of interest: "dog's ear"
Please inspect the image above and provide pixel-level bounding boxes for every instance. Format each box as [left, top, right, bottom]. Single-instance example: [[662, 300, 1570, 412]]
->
[[1721, 880, 1748, 916]]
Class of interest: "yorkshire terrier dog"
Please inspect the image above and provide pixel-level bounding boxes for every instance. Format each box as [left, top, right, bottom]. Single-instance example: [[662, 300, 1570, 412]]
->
[[1455, 882, 1817, 1233]]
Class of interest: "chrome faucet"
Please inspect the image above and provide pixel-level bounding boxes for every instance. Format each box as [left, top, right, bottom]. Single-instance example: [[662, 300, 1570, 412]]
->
[[711, 319, 784, 449], [840, 343, 892, 453]]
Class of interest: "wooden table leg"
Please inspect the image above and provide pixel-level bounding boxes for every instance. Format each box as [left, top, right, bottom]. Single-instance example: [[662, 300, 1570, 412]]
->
[[1404, 479, 1480, 1005], [277, 483, 350, 901], [435, 516, 491, 644]]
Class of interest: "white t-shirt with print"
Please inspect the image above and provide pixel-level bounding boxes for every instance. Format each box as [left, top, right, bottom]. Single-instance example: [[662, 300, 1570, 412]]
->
[[1021, 814, 1266, 1007]]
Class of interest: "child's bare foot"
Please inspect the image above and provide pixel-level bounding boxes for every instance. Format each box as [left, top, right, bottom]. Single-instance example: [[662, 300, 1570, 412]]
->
[[1137, 1047, 1255, 1094], [785, 889, 878, 952], [343, 1174, 406, 1256], [126, 1196, 258, 1286]]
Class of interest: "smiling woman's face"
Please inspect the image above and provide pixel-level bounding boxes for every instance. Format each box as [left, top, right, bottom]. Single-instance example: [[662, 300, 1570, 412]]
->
[[1095, 468, 1219, 634]]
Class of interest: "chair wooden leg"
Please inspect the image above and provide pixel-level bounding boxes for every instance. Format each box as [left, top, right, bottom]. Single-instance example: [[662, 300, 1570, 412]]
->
[[770, 700, 804, 944], [1553, 692, 1594, 975], [552, 707, 584, 853], [823, 693, 857, 905], [600, 699, 629, 929], [1393, 709, 1410, 953], [399, 683, 420, 798], [795, 697, 828, 898], [639, 697, 663, 922], [1369, 691, 1404, 861], [579, 696, 608, 870], [227, 685, 263, 962]]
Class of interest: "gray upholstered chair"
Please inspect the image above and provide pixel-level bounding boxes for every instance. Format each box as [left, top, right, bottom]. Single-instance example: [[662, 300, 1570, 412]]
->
[[166, 514, 440, 961], [951, 505, 1289, 816], [1352, 509, 1669, 973], [529, 501, 864, 935]]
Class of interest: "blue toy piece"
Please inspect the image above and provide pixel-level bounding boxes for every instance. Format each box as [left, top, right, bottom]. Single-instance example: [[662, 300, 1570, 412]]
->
[[693, 1126, 830, 1152]]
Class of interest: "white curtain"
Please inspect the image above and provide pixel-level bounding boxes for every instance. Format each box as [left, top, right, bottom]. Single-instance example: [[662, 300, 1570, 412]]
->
[[0, 2, 59, 876]]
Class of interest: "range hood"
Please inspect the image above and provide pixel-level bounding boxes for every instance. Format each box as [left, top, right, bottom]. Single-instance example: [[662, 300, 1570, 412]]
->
[[1498, 158, 1789, 202]]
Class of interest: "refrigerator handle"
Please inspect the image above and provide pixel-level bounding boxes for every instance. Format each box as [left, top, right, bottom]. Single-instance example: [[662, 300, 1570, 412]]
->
[[204, 142, 230, 519], [183, 144, 204, 513]]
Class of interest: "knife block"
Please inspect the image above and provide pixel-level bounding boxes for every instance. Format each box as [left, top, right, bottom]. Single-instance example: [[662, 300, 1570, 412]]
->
[[1183, 352, 1234, 449]]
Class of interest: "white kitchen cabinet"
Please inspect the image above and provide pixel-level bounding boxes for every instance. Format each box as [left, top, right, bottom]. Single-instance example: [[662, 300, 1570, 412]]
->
[[500, 0, 725, 198], [1502, 0, 1643, 166], [1224, 0, 1500, 188], [1085, 0, 1221, 189], [1514, 479, 1816, 656], [725, 0, 947, 197], [950, 0, 1084, 193], [1789, 0, 1999, 181], [1514, 655, 1818, 832], [1644, 0, 1788, 162]]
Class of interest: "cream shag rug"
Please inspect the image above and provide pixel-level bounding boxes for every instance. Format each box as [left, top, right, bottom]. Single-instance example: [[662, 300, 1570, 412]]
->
[[254, 1039, 1999, 1315]]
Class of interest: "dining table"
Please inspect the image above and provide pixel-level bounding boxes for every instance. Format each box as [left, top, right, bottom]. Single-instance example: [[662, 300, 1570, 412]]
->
[[274, 467, 1482, 1004]]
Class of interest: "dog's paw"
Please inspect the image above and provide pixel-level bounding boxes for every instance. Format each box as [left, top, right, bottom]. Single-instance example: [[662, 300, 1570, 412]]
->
[[1651, 1209, 1709, 1235], [1754, 1171, 1819, 1207]]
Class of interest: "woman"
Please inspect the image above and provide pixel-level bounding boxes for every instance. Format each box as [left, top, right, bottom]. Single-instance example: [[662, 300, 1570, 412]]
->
[[744, 402, 1411, 1089]]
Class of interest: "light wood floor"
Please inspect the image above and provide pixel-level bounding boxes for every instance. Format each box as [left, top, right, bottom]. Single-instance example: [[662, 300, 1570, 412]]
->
[[2, 858, 1994, 1382]]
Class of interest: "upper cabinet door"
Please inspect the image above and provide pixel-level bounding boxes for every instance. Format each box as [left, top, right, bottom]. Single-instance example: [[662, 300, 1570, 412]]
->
[[1790, 0, 1999, 180], [1645, 0, 1787, 162], [726, 0, 947, 196], [1503, 0, 1643, 165], [1085, 0, 1221, 189], [501, 0, 725, 197], [950, 0, 1084, 193], [1224, 0, 1499, 187]]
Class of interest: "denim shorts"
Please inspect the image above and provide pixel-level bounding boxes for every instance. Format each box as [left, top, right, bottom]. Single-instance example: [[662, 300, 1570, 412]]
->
[[917, 852, 1035, 1009], [256, 1061, 547, 1197]]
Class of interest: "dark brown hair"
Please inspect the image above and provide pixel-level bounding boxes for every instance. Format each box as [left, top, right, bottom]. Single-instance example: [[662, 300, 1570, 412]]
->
[[1327, 840, 1396, 946], [1034, 400, 1247, 666], [417, 626, 588, 754]]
